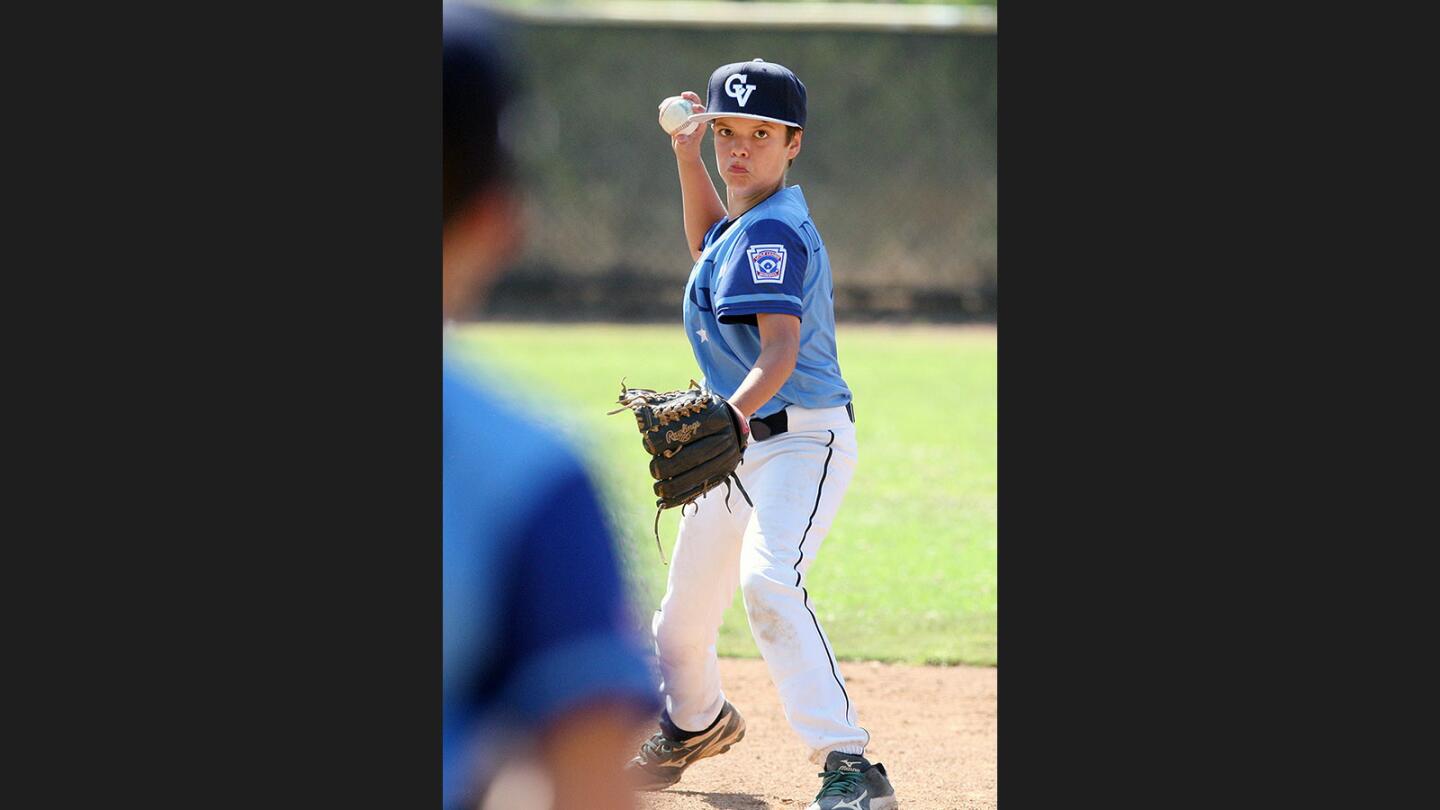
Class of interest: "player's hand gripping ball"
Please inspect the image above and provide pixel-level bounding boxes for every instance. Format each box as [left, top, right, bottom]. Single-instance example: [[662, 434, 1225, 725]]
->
[[658, 96, 699, 137], [609, 380, 751, 562]]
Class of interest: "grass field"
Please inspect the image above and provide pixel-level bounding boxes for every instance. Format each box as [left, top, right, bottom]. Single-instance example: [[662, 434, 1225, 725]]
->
[[448, 322, 996, 666]]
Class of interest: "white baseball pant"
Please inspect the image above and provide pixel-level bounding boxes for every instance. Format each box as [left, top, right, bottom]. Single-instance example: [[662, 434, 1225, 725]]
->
[[650, 403, 868, 763]]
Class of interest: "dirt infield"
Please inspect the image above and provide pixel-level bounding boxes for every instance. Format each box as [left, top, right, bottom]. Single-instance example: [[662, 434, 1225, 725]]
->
[[634, 657, 996, 810]]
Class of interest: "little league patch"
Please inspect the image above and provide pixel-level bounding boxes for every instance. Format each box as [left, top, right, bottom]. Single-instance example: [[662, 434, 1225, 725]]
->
[[746, 244, 787, 284]]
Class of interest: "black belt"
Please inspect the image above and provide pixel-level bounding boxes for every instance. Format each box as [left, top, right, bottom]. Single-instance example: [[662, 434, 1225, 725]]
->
[[749, 401, 855, 442]]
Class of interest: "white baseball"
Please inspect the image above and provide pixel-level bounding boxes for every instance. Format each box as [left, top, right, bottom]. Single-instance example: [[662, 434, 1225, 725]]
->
[[659, 97, 699, 137]]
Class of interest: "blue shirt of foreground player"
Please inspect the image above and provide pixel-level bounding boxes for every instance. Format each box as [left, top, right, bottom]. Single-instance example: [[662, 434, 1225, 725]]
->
[[443, 360, 658, 809], [682, 185, 851, 419]]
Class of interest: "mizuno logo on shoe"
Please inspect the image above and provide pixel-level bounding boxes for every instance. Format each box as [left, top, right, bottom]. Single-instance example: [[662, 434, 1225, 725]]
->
[[832, 791, 868, 810], [838, 759, 864, 772], [657, 752, 697, 768], [631, 706, 744, 784], [648, 737, 710, 768]]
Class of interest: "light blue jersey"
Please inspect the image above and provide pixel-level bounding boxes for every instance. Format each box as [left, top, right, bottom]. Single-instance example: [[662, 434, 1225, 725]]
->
[[443, 357, 657, 809], [682, 185, 851, 419]]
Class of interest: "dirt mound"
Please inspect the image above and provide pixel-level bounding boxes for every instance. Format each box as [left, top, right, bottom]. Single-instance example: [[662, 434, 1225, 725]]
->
[[634, 657, 996, 810]]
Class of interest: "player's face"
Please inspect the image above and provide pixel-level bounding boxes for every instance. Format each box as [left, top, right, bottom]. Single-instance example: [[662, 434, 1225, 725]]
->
[[712, 117, 801, 194]]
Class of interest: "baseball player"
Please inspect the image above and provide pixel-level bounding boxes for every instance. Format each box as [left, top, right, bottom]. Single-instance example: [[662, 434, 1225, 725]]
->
[[443, 6, 657, 809], [626, 60, 898, 810]]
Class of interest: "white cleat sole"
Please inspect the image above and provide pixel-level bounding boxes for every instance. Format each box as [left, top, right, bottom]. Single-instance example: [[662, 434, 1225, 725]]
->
[[806, 794, 898, 810]]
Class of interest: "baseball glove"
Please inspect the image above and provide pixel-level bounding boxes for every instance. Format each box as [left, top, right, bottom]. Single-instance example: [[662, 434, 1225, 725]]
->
[[608, 379, 752, 562]]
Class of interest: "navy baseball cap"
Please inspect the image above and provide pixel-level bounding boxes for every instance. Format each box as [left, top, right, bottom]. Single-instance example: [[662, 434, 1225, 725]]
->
[[689, 58, 807, 130]]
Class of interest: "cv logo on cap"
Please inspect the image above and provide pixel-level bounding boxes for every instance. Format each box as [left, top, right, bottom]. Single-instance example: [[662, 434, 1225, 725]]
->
[[724, 73, 756, 106]]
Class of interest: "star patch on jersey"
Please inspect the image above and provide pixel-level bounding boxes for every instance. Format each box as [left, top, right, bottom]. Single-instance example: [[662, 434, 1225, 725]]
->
[[746, 244, 787, 284]]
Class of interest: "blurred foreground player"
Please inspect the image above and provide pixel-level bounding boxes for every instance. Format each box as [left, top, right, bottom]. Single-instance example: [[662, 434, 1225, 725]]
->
[[442, 6, 656, 809]]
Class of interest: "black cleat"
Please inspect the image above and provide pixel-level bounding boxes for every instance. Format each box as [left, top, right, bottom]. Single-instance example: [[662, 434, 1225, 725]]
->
[[626, 701, 746, 791]]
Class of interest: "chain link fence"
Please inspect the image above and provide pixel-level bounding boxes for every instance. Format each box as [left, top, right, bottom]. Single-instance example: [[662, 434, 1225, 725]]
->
[[485, 4, 996, 321]]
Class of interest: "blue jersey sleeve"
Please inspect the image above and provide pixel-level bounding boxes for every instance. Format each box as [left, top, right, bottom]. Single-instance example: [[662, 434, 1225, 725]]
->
[[713, 219, 808, 324], [701, 216, 730, 249], [475, 463, 657, 728]]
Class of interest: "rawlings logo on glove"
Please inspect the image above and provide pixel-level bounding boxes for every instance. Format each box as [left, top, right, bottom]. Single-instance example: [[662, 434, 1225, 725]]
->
[[609, 379, 752, 562]]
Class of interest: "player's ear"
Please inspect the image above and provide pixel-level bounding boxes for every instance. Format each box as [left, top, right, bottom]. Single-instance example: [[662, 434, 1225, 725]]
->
[[442, 184, 524, 320], [786, 128, 802, 160]]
